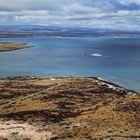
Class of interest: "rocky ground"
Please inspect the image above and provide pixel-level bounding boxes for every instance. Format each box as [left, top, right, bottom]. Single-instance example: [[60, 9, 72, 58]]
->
[[0, 77, 139, 140]]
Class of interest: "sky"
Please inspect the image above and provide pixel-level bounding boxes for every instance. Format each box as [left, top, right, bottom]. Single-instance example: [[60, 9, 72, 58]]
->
[[0, 0, 140, 30]]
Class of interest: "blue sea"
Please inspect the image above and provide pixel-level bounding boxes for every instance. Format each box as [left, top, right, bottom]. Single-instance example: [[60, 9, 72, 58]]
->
[[0, 36, 140, 92]]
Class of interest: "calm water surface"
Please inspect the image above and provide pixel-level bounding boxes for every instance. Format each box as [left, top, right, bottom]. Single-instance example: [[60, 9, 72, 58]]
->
[[0, 37, 140, 92]]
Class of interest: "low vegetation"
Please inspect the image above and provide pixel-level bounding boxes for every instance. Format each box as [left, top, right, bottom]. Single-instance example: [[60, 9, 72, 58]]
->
[[0, 77, 139, 140], [0, 42, 32, 52]]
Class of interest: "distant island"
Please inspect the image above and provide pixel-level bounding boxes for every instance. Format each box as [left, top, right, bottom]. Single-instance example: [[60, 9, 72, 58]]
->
[[0, 42, 32, 52]]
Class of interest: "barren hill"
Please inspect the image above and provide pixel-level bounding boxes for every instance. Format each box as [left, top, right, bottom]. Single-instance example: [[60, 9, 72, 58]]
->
[[0, 77, 139, 140]]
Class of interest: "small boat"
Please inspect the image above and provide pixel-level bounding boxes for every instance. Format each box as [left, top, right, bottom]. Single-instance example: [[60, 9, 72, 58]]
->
[[90, 53, 102, 57]]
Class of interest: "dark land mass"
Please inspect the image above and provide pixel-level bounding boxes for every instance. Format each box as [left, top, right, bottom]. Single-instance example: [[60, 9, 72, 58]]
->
[[0, 25, 140, 38]]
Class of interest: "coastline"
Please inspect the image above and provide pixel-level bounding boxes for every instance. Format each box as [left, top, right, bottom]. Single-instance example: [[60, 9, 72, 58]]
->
[[0, 37, 139, 93], [95, 77, 139, 95], [2, 75, 139, 94]]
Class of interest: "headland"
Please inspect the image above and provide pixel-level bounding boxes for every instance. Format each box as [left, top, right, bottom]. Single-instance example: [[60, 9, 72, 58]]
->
[[0, 76, 139, 140]]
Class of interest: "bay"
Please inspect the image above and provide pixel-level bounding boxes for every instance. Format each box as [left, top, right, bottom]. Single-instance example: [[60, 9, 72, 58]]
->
[[0, 36, 140, 92]]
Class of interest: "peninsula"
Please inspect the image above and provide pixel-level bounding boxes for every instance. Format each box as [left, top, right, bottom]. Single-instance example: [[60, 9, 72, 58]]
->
[[0, 42, 32, 52]]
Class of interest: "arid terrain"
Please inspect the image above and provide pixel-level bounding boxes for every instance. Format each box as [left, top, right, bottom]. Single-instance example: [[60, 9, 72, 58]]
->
[[0, 77, 139, 140], [0, 42, 32, 52]]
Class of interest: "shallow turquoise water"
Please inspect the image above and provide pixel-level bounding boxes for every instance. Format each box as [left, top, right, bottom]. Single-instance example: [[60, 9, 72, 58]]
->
[[0, 36, 140, 92]]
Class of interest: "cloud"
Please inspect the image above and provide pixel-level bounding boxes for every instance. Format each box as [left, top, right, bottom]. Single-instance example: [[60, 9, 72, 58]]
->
[[110, 0, 140, 11], [0, 0, 140, 30], [118, 0, 140, 5]]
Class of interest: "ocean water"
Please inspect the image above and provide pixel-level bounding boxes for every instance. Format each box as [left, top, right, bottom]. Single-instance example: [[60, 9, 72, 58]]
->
[[0, 36, 140, 92]]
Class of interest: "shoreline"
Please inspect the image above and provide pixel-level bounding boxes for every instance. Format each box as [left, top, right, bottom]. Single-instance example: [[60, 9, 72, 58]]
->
[[1, 75, 139, 95], [94, 77, 139, 95]]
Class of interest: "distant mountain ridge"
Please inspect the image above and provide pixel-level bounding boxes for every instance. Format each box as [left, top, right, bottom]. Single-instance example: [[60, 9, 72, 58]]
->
[[0, 25, 140, 37]]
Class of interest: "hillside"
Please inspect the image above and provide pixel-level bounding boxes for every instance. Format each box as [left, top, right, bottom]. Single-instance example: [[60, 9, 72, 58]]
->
[[0, 77, 139, 140]]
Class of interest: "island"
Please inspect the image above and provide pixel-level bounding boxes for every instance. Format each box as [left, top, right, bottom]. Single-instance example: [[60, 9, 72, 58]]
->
[[0, 42, 32, 52], [0, 76, 139, 140]]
